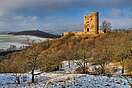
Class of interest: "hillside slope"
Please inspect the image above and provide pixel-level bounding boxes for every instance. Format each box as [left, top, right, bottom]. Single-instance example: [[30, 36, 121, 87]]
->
[[0, 31, 132, 74], [0, 31, 132, 88]]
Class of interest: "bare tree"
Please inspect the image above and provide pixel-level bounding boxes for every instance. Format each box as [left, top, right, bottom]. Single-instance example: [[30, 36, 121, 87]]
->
[[93, 46, 112, 75], [74, 39, 94, 74], [117, 49, 132, 75], [26, 44, 43, 83], [101, 20, 112, 33], [77, 48, 92, 73], [10, 52, 26, 84]]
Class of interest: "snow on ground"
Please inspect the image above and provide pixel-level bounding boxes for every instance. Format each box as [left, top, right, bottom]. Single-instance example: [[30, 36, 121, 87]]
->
[[47, 74, 131, 88], [0, 42, 28, 50], [0, 61, 131, 88], [15, 35, 49, 43], [0, 34, 49, 50], [60, 60, 80, 73], [60, 60, 124, 76], [0, 73, 131, 88]]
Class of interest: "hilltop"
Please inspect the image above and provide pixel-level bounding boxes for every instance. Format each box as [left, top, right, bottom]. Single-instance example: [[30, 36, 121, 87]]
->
[[8, 30, 60, 38]]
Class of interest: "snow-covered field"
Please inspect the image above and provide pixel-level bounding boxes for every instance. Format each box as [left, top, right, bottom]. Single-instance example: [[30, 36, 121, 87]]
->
[[0, 60, 131, 88], [0, 35, 49, 50], [0, 73, 131, 88], [1, 60, 130, 88]]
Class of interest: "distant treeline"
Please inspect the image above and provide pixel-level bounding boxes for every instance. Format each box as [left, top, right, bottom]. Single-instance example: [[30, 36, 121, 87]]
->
[[8, 30, 61, 38], [0, 50, 22, 57]]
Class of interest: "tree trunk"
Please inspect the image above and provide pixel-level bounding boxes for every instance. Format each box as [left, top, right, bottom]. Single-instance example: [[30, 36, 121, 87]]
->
[[16, 76, 20, 84], [122, 63, 125, 75], [83, 62, 86, 74], [31, 69, 35, 83], [121, 58, 125, 75], [68, 60, 71, 68], [101, 64, 105, 75]]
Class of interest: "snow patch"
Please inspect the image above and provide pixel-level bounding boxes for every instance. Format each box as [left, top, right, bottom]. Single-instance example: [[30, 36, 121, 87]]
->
[[0, 73, 131, 88]]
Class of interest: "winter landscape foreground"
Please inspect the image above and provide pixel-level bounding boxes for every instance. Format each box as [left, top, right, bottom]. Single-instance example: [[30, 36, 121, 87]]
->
[[0, 72, 132, 88], [0, 61, 132, 88]]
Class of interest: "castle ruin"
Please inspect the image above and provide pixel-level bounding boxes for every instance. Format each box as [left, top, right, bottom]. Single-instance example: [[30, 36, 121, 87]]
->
[[63, 12, 102, 36], [84, 12, 99, 34]]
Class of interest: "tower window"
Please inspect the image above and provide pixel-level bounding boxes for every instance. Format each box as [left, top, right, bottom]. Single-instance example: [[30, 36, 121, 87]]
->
[[87, 28, 89, 32]]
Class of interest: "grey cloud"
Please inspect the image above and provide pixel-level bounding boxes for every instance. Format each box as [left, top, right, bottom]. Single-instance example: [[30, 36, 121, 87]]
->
[[109, 8, 124, 17], [0, 15, 39, 32], [0, 0, 132, 14], [76, 0, 132, 9], [102, 17, 132, 29]]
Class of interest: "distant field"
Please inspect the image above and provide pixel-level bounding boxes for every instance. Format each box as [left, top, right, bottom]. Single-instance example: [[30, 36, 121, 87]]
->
[[0, 35, 15, 41], [0, 34, 48, 50]]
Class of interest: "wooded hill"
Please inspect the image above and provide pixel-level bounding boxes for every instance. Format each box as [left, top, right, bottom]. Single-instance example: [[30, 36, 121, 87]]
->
[[8, 30, 60, 38], [0, 30, 132, 76]]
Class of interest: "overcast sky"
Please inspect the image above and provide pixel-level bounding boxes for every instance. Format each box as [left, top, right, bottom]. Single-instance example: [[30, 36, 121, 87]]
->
[[0, 0, 132, 34]]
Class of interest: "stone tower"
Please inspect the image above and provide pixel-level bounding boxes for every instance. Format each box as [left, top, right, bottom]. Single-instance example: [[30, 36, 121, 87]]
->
[[84, 12, 99, 34]]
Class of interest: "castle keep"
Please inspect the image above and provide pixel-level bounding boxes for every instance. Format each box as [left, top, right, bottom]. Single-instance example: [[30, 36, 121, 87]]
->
[[84, 12, 99, 34], [63, 12, 101, 36]]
